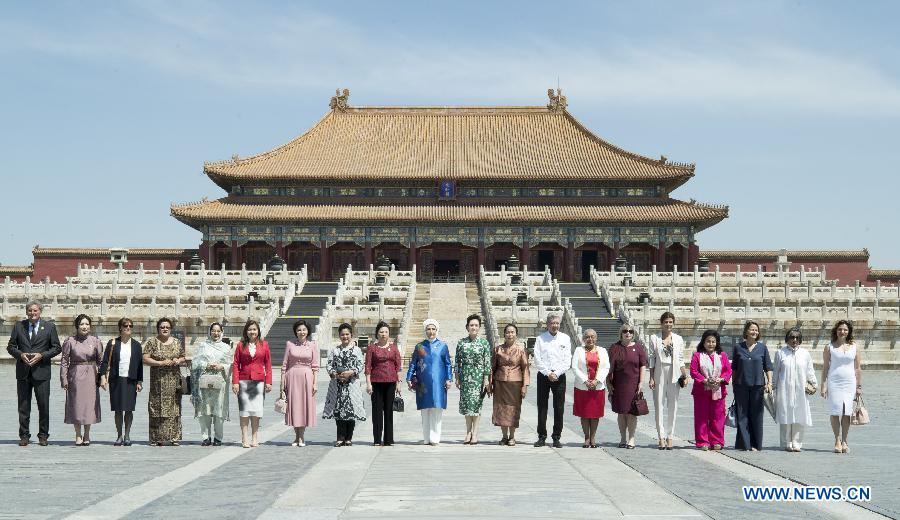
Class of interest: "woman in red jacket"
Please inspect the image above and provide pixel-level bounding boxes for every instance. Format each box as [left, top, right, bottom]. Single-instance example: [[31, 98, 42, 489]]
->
[[232, 320, 272, 448]]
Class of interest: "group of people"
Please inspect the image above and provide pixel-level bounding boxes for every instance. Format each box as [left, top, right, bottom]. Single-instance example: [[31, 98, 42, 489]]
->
[[8, 301, 862, 452]]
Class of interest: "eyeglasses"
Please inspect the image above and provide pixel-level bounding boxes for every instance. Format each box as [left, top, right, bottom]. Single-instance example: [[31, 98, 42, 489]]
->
[[621, 329, 635, 334], [121, 324, 133, 329]]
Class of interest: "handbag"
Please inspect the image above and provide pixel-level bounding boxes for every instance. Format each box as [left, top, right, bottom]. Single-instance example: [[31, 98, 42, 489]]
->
[[198, 373, 224, 391], [677, 374, 687, 389], [274, 392, 288, 414], [804, 380, 817, 396], [763, 388, 776, 420], [851, 395, 869, 425], [98, 339, 115, 386], [725, 400, 737, 428], [392, 392, 405, 413], [629, 391, 649, 416], [179, 375, 192, 395]]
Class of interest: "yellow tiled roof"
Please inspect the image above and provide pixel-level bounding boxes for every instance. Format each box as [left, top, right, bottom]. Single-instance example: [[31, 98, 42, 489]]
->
[[701, 249, 869, 260], [0, 265, 33, 276], [32, 247, 195, 257], [869, 269, 900, 278], [203, 106, 695, 185], [171, 198, 727, 227]]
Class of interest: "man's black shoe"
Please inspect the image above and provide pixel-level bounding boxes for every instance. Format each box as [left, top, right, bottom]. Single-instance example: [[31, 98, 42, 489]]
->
[[533, 437, 546, 447], [552, 438, 563, 448]]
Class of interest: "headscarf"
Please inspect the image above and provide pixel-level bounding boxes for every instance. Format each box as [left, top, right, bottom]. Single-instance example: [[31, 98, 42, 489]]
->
[[423, 318, 440, 333]]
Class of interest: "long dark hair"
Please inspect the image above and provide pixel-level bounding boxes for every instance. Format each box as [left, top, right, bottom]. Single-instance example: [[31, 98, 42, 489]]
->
[[696, 330, 722, 353], [241, 319, 262, 348], [831, 320, 854, 344]]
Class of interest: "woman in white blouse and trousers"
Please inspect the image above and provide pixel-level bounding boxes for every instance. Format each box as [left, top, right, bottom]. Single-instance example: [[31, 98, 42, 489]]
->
[[647, 312, 688, 450], [773, 329, 817, 452]]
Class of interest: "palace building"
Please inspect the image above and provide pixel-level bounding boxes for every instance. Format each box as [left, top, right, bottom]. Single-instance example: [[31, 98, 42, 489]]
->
[[172, 89, 728, 282]]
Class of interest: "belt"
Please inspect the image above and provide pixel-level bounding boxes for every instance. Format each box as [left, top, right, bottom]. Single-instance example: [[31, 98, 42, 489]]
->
[[72, 361, 97, 366]]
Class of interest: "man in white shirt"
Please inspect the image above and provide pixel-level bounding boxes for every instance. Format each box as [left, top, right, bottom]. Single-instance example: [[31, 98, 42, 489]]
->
[[532, 312, 572, 448]]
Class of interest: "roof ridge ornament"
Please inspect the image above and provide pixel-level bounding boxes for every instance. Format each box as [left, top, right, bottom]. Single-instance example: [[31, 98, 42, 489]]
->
[[547, 88, 567, 112], [330, 88, 350, 111]]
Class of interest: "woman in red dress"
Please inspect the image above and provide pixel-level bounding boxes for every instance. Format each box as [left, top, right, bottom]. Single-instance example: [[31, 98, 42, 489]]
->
[[571, 329, 610, 448]]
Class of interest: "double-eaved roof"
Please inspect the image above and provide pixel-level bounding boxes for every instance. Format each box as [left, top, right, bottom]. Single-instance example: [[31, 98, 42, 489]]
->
[[175, 91, 727, 231], [203, 103, 695, 188]]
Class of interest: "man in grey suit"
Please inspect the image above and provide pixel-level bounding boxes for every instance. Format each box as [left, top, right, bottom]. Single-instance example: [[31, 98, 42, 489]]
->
[[7, 301, 62, 446]]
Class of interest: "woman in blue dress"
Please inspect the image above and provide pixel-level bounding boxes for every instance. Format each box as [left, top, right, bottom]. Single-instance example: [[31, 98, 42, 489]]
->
[[406, 319, 453, 445]]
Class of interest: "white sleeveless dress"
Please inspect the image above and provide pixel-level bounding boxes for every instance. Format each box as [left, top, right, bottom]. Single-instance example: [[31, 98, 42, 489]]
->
[[826, 343, 857, 416]]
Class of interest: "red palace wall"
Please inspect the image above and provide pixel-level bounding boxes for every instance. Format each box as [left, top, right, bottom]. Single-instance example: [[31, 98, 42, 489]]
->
[[709, 260, 873, 287], [32, 253, 196, 282]]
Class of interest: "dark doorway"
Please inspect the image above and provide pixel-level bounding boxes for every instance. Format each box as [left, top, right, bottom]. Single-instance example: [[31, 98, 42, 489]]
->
[[434, 260, 460, 276], [537, 250, 554, 272], [580, 250, 597, 282], [494, 259, 506, 270]]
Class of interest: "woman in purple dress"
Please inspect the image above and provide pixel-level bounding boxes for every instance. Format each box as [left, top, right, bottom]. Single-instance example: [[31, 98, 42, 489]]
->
[[281, 319, 319, 447], [607, 324, 647, 449], [60, 314, 103, 446]]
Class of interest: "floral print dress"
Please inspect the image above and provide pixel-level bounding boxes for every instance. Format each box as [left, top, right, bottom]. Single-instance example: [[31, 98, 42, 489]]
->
[[455, 336, 492, 416], [322, 344, 367, 421]]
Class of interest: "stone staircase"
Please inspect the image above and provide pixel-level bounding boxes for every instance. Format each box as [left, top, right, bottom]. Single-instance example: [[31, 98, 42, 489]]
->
[[266, 281, 339, 362], [405, 283, 433, 360], [558, 282, 621, 348]]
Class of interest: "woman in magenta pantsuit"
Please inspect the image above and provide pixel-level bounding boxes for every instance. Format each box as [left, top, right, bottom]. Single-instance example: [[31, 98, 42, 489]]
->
[[281, 319, 319, 447], [690, 330, 732, 451]]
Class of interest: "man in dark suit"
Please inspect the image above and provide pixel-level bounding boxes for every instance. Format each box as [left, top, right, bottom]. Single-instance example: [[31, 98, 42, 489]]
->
[[7, 301, 62, 446]]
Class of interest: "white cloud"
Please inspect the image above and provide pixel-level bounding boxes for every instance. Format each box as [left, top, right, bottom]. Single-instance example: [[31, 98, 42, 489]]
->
[[3, 3, 900, 116]]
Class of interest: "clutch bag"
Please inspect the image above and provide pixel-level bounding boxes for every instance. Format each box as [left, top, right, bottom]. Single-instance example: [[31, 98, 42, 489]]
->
[[198, 373, 224, 390], [804, 381, 817, 395]]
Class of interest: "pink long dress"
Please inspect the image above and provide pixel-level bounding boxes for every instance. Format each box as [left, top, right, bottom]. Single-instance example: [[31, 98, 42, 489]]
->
[[282, 341, 319, 427], [60, 335, 103, 425]]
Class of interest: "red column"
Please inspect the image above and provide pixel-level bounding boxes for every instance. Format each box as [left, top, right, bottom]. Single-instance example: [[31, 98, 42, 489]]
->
[[230, 241, 239, 269], [612, 241, 620, 266], [689, 242, 700, 268], [681, 244, 689, 271], [276, 240, 285, 260], [364, 242, 373, 268], [521, 241, 530, 270], [566, 239, 575, 282], [199, 240, 210, 267], [319, 241, 330, 281], [657, 240, 666, 271]]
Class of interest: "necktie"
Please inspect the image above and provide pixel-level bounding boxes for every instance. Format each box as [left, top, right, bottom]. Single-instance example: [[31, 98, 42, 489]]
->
[[29, 323, 34, 340]]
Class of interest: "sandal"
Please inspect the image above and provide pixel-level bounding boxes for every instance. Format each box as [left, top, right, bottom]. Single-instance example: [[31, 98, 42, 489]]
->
[[583, 442, 590, 448], [657, 439, 665, 450], [666, 438, 674, 450], [842, 442, 849, 454], [507, 438, 516, 447]]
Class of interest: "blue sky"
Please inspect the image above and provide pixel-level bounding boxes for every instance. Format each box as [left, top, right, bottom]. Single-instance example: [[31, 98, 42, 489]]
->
[[2, 1, 899, 268]]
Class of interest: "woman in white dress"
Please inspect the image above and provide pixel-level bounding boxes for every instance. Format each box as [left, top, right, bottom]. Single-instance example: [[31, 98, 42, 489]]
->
[[773, 329, 817, 452], [820, 320, 862, 454], [647, 312, 688, 450]]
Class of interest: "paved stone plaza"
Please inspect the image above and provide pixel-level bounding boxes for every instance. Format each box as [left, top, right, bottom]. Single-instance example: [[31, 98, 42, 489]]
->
[[1, 364, 896, 519]]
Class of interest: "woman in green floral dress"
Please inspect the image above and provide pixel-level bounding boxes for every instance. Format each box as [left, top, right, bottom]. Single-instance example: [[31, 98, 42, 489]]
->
[[455, 314, 492, 444]]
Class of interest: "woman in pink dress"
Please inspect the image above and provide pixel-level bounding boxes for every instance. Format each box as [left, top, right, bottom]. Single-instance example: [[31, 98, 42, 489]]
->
[[281, 319, 319, 447], [60, 314, 103, 446]]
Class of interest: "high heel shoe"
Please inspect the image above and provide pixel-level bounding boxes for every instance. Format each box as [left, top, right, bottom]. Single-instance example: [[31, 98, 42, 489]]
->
[[842, 442, 849, 454], [114, 437, 124, 447]]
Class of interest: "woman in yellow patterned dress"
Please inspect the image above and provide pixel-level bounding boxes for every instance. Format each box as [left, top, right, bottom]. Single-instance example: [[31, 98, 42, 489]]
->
[[142, 317, 186, 446]]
